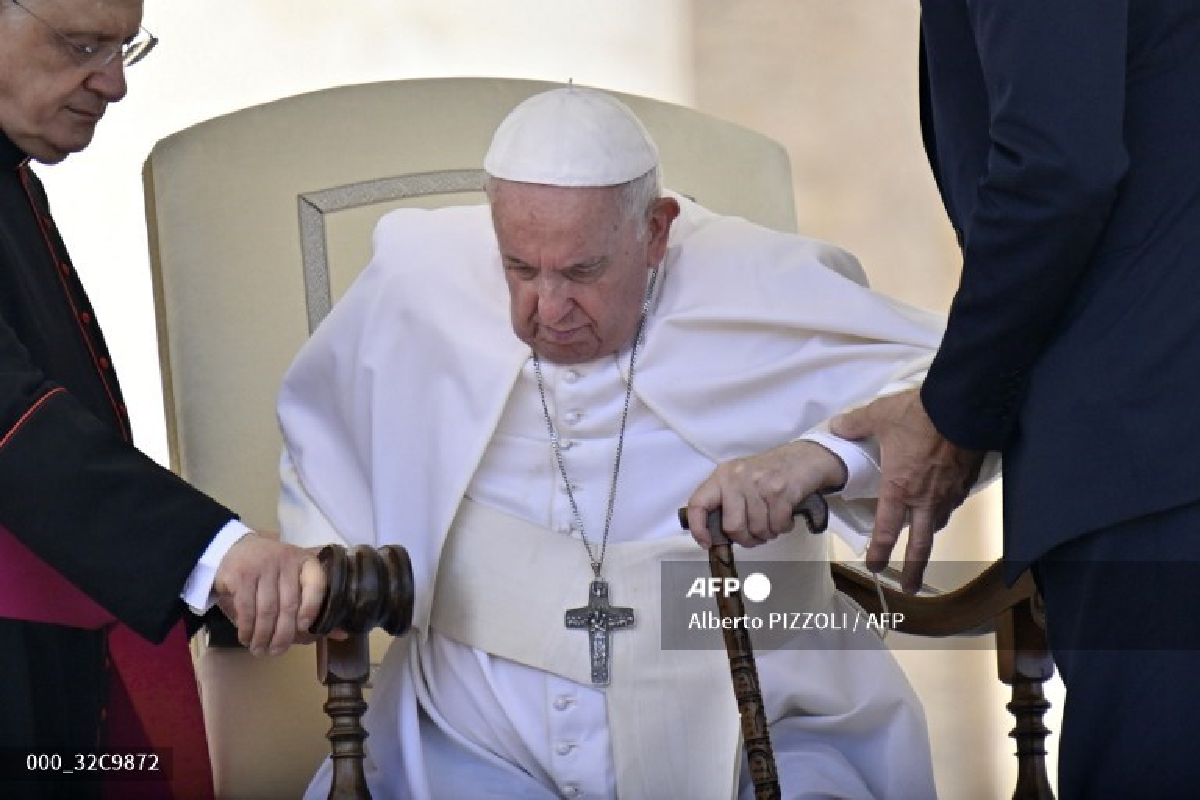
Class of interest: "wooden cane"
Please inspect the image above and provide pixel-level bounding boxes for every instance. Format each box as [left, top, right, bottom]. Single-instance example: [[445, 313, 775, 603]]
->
[[678, 495, 829, 800]]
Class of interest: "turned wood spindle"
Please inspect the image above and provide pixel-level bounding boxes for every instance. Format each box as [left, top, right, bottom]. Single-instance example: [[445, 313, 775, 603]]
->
[[311, 544, 415, 800], [996, 597, 1056, 800]]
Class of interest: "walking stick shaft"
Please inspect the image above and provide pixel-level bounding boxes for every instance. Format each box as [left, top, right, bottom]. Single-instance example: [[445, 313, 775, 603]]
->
[[679, 497, 828, 800], [709, 535, 780, 800]]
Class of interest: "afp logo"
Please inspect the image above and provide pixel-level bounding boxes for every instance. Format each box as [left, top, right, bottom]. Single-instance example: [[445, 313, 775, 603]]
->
[[685, 572, 772, 603]]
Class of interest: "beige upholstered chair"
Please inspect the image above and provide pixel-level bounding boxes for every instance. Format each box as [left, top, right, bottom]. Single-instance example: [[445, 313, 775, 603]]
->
[[145, 76, 1053, 799], [144, 76, 802, 799]]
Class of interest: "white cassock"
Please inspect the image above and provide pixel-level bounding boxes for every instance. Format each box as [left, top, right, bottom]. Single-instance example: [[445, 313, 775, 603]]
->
[[278, 195, 945, 800]]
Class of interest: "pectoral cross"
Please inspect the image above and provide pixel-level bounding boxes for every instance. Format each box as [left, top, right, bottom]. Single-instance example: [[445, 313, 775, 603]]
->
[[565, 579, 635, 686]]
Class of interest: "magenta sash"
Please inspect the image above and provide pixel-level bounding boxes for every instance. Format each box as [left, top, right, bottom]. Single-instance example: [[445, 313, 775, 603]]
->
[[0, 524, 214, 799], [0, 523, 114, 628]]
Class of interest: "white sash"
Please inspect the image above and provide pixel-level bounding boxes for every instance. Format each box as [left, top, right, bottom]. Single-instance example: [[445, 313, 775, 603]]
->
[[429, 498, 832, 798]]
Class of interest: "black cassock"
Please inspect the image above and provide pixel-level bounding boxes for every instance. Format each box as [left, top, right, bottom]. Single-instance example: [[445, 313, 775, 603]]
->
[[0, 132, 232, 798]]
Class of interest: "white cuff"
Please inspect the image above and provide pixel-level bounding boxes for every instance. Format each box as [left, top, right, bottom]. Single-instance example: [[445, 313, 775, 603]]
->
[[181, 518, 253, 613], [797, 431, 881, 500]]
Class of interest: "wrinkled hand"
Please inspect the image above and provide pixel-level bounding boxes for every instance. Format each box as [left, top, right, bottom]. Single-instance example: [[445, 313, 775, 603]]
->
[[685, 440, 846, 549], [213, 532, 327, 656], [831, 389, 984, 593]]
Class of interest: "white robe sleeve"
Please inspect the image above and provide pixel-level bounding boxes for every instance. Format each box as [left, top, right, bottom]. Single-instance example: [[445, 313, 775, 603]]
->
[[278, 449, 350, 550]]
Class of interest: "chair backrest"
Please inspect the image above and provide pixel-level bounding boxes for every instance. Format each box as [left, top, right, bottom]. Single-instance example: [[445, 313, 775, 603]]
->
[[144, 76, 800, 798]]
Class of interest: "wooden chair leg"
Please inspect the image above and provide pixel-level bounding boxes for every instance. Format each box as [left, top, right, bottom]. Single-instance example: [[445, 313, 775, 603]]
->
[[1007, 677, 1054, 800], [318, 636, 373, 800], [995, 596, 1056, 800], [311, 544, 415, 800]]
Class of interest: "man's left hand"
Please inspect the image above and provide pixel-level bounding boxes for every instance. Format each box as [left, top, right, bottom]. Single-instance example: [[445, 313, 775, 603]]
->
[[685, 440, 846, 549]]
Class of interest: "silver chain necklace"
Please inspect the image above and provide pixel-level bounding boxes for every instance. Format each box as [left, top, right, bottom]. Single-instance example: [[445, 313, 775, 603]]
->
[[533, 267, 658, 685]]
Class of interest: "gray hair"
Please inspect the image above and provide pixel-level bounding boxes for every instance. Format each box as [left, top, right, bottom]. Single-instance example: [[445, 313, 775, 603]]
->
[[484, 165, 664, 242], [615, 167, 663, 241]]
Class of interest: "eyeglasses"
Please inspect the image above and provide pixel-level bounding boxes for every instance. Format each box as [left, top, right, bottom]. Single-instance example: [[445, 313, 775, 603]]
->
[[12, 0, 158, 69]]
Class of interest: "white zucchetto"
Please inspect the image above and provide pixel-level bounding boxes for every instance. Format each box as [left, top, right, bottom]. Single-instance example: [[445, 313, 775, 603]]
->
[[484, 86, 659, 187]]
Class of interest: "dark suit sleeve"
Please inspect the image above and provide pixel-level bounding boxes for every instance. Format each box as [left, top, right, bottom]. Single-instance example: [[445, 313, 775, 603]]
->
[[0, 312, 234, 644], [921, 0, 1130, 450]]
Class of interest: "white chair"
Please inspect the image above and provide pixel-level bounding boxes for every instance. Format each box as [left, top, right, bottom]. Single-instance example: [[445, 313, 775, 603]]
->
[[145, 75, 1052, 800], [144, 76, 800, 798]]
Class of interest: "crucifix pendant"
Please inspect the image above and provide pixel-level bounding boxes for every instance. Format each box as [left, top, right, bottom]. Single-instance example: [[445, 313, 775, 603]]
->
[[565, 579, 635, 686]]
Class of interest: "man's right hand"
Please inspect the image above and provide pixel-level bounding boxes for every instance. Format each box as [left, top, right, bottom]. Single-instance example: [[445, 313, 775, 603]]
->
[[831, 388, 984, 594], [685, 440, 847, 549], [212, 532, 327, 656]]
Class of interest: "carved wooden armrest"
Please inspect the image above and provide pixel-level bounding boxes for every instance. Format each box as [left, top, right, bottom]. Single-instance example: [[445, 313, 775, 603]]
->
[[309, 544, 415, 800], [831, 560, 1055, 800]]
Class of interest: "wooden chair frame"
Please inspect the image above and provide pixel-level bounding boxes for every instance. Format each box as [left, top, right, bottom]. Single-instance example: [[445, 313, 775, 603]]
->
[[304, 553, 1056, 800], [832, 561, 1055, 800]]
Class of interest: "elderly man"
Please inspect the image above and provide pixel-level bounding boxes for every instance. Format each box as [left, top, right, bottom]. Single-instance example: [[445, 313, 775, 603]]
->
[[280, 86, 943, 799], [0, 2, 324, 797]]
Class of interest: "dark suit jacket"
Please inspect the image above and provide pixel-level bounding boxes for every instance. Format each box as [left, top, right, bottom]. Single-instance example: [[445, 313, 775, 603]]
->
[[918, 0, 1200, 573]]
